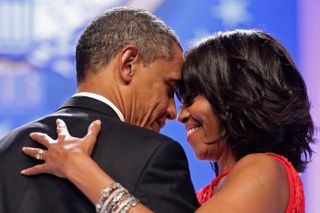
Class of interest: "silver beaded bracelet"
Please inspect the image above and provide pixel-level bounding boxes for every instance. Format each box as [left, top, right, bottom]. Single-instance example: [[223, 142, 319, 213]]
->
[[115, 196, 139, 213], [100, 188, 124, 213], [96, 182, 140, 213], [95, 182, 121, 213]]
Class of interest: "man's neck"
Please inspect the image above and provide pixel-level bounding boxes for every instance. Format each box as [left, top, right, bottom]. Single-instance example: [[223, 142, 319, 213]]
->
[[76, 69, 128, 124], [74, 91, 125, 122]]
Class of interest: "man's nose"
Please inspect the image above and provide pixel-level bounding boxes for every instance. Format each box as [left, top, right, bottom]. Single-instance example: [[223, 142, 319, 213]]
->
[[165, 98, 177, 120]]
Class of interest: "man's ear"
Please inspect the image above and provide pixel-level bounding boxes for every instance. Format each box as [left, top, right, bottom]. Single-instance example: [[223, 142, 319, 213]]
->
[[119, 45, 139, 84]]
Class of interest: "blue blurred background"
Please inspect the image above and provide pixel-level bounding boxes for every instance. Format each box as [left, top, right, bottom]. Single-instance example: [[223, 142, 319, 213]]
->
[[0, 0, 319, 212]]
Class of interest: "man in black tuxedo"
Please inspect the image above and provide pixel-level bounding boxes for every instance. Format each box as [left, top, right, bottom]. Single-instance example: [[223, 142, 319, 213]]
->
[[0, 7, 199, 213]]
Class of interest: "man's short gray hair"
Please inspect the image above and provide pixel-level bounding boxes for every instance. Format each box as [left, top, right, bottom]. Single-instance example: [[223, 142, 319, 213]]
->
[[76, 7, 181, 82]]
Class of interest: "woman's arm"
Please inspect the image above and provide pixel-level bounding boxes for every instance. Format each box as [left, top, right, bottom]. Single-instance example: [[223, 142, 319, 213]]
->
[[21, 119, 153, 213]]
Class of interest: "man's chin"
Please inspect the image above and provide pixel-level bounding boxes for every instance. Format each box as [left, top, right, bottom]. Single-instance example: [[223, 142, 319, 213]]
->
[[149, 123, 161, 133]]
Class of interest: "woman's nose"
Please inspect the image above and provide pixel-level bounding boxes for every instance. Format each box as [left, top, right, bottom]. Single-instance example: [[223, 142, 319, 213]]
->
[[177, 107, 189, 123]]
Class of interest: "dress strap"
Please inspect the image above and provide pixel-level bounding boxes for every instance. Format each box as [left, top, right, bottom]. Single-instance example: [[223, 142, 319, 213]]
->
[[196, 168, 231, 205], [266, 153, 305, 213]]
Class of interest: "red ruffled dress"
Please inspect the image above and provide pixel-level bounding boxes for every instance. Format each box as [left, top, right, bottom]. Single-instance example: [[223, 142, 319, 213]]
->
[[196, 153, 304, 212]]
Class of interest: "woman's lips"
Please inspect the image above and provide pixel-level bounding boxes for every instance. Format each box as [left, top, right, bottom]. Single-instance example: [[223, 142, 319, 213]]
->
[[186, 125, 201, 141]]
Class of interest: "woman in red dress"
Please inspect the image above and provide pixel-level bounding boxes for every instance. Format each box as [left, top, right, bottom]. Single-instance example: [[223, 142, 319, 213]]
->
[[22, 29, 314, 213]]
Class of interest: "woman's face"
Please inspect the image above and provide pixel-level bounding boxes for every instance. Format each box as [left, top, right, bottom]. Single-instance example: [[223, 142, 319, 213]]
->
[[178, 95, 226, 161]]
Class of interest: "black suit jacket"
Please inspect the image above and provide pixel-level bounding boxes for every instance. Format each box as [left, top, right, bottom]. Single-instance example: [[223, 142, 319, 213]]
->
[[0, 96, 199, 213]]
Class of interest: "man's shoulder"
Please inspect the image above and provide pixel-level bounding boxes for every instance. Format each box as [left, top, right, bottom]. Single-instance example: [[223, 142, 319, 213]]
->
[[0, 117, 48, 152], [1, 113, 63, 137]]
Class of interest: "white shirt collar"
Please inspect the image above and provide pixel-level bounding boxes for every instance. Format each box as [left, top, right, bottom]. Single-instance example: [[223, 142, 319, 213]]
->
[[72, 92, 125, 122]]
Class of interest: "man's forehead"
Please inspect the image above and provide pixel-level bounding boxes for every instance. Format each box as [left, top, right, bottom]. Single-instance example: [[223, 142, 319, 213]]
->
[[153, 43, 183, 81], [171, 42, 184, 62], [164, 64, 182, 81]]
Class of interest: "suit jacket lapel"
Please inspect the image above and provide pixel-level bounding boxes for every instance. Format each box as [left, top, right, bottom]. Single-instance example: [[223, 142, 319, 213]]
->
[[56, 96, 120, 119]]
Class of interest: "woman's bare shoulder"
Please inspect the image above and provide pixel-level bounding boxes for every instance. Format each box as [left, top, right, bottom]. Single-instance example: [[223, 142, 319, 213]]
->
[[234, 153, 286, 175], [196, 153, 289, 213], [228, 153, 289, 194]]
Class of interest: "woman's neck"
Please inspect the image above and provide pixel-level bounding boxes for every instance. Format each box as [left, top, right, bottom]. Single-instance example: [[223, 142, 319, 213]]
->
[[217, 147, 236, 174]]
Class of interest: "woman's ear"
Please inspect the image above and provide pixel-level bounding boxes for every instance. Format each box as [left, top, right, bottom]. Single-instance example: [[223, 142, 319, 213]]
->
[[119, 45, 139, 84]]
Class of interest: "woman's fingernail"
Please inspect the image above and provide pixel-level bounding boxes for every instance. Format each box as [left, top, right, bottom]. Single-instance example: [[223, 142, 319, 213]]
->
[[95, 120, 101, 126], [21, 170, 26, 174], [22, 147, 26, 151]]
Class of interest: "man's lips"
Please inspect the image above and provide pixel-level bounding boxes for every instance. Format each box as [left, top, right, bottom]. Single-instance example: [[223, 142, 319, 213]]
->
[[149, 119, 166, 132], [156, 119, 166, 129]]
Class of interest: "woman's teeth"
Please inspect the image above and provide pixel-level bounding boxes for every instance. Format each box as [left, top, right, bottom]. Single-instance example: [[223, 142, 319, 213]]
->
[[187, 126, 200, 136]]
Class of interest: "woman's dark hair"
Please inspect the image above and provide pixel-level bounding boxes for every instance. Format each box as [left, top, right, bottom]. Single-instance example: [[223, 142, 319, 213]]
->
[[178, 29, 315, 172]]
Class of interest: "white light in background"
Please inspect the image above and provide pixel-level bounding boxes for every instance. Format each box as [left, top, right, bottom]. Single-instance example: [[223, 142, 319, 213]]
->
[[212, 0, 252, 27]]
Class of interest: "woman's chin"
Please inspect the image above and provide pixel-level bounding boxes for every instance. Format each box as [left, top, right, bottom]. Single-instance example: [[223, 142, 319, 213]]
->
[[196, 152, 207, 160]]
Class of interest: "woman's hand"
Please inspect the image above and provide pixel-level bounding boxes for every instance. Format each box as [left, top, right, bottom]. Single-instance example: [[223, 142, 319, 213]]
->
[[21, 118, 153, 212], [21, 119, 101, 178]]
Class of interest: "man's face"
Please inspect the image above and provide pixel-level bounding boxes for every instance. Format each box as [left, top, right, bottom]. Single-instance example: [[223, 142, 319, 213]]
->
[[127, 43, 183, 132]]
